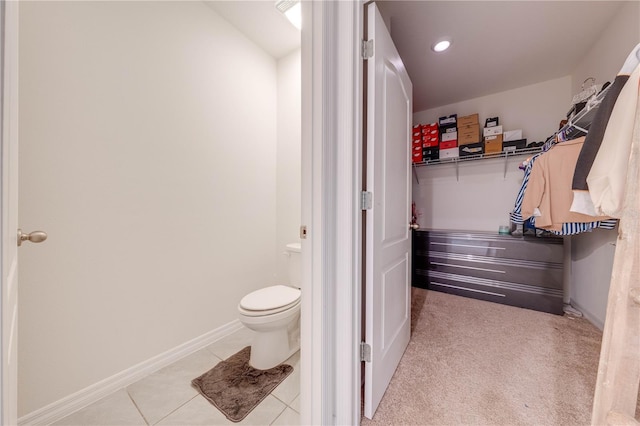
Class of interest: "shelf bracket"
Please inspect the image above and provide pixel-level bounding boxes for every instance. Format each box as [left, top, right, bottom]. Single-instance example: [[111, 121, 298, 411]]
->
[[504, 151, 509, 179]]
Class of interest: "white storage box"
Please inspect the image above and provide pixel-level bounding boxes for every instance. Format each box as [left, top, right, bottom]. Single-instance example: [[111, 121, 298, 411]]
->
[[483, 125, 503, 137], [441, 131, 458, 142], [503, 130, 523, 142], [440, 147, 459, 159]]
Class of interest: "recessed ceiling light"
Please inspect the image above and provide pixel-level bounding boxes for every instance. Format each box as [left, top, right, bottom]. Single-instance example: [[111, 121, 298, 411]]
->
[[275, 0, 301, 30], [432, 38, 452, 53]]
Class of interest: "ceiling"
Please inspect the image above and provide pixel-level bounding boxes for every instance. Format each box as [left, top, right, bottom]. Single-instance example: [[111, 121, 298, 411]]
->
[[377, 1, 625, 111], [204, 1, 301, 59], [206, 1, 625, 112]]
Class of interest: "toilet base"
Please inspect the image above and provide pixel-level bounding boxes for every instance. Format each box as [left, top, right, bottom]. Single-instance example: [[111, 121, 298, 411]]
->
[[249, 316, 300, 370]]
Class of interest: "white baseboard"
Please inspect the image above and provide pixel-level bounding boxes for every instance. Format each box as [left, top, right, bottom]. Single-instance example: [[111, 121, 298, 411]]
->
[[570, 299, 605, 331], [18, 319, 243, 426]]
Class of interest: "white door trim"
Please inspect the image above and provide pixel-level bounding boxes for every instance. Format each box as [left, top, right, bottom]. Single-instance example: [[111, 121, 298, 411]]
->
[[0, 0, 5, 420], [300, 1, 362, 424], [2, 2, 364, 423], [1, 0, 19, 424]]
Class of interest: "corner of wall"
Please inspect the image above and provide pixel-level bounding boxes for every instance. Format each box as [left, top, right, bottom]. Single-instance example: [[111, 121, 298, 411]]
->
[[568, 1, 638, 329], [570, 1, 640, 94], [276, 48, 302, 283]]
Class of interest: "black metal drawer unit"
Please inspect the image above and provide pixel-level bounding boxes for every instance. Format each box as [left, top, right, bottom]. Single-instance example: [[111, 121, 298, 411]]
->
[[412, 229, 564, 315]]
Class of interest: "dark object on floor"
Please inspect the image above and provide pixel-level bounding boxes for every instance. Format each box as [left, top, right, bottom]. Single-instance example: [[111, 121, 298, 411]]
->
[[192, 346, 293, 422]]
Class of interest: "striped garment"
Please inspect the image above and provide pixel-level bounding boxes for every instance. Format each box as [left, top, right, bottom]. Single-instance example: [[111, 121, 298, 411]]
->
[[509, 136, 554, 224], [530, 217, 618, 235], [510, 137, 617, 235]]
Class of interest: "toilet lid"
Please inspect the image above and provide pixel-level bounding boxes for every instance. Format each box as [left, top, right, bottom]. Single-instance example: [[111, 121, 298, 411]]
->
[[240, 285, 301, 312]]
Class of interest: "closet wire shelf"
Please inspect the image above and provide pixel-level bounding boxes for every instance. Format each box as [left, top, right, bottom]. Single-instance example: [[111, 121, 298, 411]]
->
[[412, 146, 543, 182], [412, 83, 612, 183]]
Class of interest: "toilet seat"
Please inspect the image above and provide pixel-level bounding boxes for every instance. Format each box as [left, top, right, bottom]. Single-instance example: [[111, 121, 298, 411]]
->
[[239, 285, 301, 317]]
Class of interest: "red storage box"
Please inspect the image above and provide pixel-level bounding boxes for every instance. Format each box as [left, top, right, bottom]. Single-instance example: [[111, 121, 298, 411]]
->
[[440, 140, 458, 150]]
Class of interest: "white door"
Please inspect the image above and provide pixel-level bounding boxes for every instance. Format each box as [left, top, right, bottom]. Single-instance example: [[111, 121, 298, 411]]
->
[[364, 2, 413, 419], [1, 1, 20, 423]]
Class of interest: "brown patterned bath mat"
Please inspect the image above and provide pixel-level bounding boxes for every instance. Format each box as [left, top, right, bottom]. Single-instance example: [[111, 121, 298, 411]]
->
[[192, 346, 293, 422]]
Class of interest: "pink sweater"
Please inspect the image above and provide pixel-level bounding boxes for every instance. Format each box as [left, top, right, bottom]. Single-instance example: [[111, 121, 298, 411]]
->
[[522, 137, 611, 231]]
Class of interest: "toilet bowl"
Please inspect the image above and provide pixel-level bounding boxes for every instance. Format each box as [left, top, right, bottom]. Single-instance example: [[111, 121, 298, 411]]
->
[[238, 243, 301, 370]]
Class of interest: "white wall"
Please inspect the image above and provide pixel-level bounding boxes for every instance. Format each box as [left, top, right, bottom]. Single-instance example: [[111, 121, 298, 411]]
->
[[18, 1, 278, 416], [570, 230, 617, 330], [276, 49, 302, 282], [571, 1, 640, 95], [412, 76, 572, 232], [569, 1, 640, 329], [413, 76, 572, 145], [413, 157, 531, 232]]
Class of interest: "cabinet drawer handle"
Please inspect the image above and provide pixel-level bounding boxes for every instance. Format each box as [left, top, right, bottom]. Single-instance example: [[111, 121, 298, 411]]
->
[[430, 281, 506, 298], [431, 261, 506, 274], [430, 242, 505, 250]]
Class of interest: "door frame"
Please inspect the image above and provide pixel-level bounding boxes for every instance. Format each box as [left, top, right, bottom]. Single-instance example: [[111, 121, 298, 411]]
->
[[0, 0, 5, 417], [1, 0, 19, 424], [0, 1, 364, 424], [301, 1, 362, 424]]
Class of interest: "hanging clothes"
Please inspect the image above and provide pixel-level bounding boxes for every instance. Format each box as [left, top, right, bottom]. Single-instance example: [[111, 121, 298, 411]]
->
[[510, 153, 546, 224], [590, 58, 640, 425], [571, 43, 640, 215], [522, 136, 611, 232], [585, 64, 640, 218], [529, 217, 617, 236], [510, 146, 616, 233], [510, 134, 561, 223]]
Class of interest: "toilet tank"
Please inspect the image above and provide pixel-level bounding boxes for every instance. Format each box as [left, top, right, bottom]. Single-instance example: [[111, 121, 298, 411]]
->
[[285, 243, 302, 287]]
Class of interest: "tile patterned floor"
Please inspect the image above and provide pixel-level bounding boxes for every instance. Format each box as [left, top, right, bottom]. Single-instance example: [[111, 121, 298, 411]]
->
[[53, 327, 300, 426]]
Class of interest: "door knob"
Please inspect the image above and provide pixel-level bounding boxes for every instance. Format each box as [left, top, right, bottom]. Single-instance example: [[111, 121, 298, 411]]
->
[[17, 229, 48, 247], [409, 223, 419, 230]]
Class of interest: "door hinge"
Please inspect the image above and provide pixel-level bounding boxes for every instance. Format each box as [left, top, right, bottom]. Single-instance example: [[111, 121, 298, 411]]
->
[[362, 39, 374, 59], [300, 225, 307, 239], [360, 342, 371, 362], [360, 191, 373, 210]]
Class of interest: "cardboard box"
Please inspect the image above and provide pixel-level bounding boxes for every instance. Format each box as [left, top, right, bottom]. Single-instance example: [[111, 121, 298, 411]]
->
[[412, 144, 423, 152], [503, 130, 523, 142], [412, 151, 423, 163], [440, 147, 459, 159], [459, 141, 484, 157], [485, 117, 499, 127], [439, 124, 457, 135], [438, 114, 457, 126], [459, 133, 481, 145], [422, 147, 439, 161], [441, 131, 458, 142], [440, 140, 457, 150], [422, 136, 439, 148], [422, 123, 438, 132], [459, 123, 480, 134], [503, 138, 527, 152], [458, 114, 479, 127], [423, 127, 438, 137], [483, 125, 503, 137], [484, 134, 503, 154], [458, 124, 481, 145], [412, 131, 422, 138]]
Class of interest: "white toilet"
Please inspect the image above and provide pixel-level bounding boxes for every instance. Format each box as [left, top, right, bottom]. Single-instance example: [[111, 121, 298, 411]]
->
[[238, 242, 301, 370]]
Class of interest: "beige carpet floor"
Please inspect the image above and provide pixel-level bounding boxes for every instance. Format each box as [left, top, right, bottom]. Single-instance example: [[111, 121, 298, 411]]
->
[[362, 288, 606, 426]]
